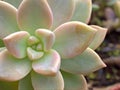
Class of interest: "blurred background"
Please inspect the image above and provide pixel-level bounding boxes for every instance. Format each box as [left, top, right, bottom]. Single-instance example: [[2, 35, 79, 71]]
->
[[87, 0, 120, 90]]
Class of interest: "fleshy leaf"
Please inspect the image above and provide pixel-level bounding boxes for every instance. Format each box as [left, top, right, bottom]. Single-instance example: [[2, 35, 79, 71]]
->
[[3, 0, 23, 8], [89, 25, 107, 50], [61, 48, 106, 75], [0, 1, 19, 39], [47, 0, 75, 29], [17, 0, 53, 35], [0, 81, 18, 90], [27, 36, 39, 46], [19, 74, 34, 90], [27, 47, 44, 60], [0, 49, 32, 81], [71, 0, 92, 23], [61, 71, 87, 90], [53, 21, 97, 59], [31, 71, 64, 90], [35, 29, 55, 51], [3, 31, 30, 59], [32, 49, 60, 76]]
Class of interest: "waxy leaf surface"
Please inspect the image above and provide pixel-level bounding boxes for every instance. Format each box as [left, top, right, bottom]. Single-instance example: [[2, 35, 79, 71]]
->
[[31, 71, 64, 90], [89, 25, 107, 50], [61, 48, 106, 75], [53, 21, 96, 59], [4, 31, 30, 59], [71, 0, 92, 23], [32, 50, 60, 76], [0, 49, 31, 81], [62, 71, 87, 90], [47, 0, 75, 29], [0, 1, 19, 39], [17, 0, 53, 34]]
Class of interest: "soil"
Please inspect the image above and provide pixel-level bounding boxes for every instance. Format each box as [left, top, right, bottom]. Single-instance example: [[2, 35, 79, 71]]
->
[[88, 0, 120, 89]]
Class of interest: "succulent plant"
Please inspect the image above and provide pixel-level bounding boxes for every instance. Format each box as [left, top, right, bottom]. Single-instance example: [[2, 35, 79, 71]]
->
[[0, 0, 107, 90]]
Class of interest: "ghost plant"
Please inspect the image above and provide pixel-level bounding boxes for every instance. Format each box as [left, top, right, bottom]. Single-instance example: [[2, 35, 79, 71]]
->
[[0, 0, 107, 90]]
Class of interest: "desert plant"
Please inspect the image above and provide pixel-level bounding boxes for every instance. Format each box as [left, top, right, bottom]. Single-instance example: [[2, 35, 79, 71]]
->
[[0, 0, 107, 90]]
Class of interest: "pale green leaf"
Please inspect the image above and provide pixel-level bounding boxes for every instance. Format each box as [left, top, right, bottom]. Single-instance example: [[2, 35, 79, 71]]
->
[[61, 48, 106, 75], [31, 71, 64, 90], [89, 25, 107, 50], [32, 49, 60, 76], [0, 1, 19, 39], [62, 71, 87, 90], [27, 47, 44, 60], [35, 29, 55, 51], [0, 49, 32, 81], [71, 0, 92, 23], [3, 31, 30, 59], [17, 0, 53, 35], [47, 0, 75, 29], [53, 21, 96, 59]]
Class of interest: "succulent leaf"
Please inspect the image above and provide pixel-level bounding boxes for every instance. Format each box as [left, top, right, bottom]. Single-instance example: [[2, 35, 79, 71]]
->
[[19, 74, 34, 90], [71, 0, 92, 23], [27, 36, 39, 46], [61, 48, 106, 75], [62, 71, 87, 90], [0, 1, 19, 39], [17, 0, 53, 35], [0, 49, 32, 81], [53, 21, 97, 59], [35, 29, 55, 51], [3, 31, 30, 59], [31, 71, 64, 90], [2, 0, 23, 8], [27, 47, 44, 60], [32, 49, 60, 76], [47, 0, 75, 29], [89, 25, 107, 50]]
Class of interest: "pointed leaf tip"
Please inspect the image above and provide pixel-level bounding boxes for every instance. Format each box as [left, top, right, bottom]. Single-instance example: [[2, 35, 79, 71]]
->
[[89, 25, 107, 50], [53, 21, 97, 59], [61, 48, 106, 75]]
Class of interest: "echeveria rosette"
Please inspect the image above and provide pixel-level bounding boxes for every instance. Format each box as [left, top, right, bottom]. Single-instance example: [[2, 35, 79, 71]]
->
[[0, 0, 107, 90]]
